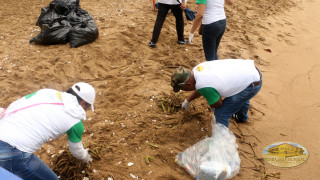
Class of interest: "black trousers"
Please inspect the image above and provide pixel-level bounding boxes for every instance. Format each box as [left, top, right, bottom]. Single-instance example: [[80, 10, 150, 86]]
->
[[151, 3, 184, 43]]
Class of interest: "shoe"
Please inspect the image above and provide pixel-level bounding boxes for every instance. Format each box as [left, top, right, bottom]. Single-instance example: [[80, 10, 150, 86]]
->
[[177, 39, 188, 45], [231, 113, 242, 123], [149, 41, 156, 48]]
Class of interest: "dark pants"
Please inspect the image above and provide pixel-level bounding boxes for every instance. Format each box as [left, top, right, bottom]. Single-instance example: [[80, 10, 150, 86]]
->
[[202, 19, 226, 61], [151, 3, 184, 43]]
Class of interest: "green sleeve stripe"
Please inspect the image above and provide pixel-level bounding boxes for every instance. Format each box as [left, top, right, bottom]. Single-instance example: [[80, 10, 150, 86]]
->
[[196, 0, 206, 4], [198, 87, 220, 105], [67, 121, 84, 143], [25, 92, 37, 99]]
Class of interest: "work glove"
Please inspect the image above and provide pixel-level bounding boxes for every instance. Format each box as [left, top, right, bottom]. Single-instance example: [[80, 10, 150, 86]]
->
[[181, 99, 190, 111], [82, 148, 93, 164], [188, 33, 194, 44], [211, 114, 217, 126]]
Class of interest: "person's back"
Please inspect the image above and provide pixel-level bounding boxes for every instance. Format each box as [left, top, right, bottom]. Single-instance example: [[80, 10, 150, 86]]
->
[[202, 0, 226, 25], [171, 59, 262, 127], [0, 82, 95, 180], [189, 0, 233, 60], [193, 59, 260, 97], [0, 89, 85, 153]]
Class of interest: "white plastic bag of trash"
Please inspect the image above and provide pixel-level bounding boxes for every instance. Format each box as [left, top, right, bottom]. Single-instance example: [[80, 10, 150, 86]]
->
[[175, 115, 240, 180]]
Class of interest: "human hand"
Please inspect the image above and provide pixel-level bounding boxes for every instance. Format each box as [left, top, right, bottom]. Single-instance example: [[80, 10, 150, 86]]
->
[[181, 99, 190, 111], [188, 33, 194, 44], [180, 3, 186, 10], [82, 149, 93, 164]]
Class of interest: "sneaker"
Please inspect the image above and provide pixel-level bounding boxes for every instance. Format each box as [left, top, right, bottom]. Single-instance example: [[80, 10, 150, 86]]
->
[[231, 113, 242, 123], [177, 39, 188, 45], [149, 41, 156, 48]]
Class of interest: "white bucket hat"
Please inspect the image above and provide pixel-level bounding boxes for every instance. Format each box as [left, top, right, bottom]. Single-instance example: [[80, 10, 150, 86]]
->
[[72, 82, 96, 111]]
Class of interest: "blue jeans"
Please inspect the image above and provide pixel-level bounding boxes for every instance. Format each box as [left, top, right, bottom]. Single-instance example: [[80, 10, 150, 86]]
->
[[0, 140, 58, 180], [214, 82, 262, 127], [202, 19, 226, 61]]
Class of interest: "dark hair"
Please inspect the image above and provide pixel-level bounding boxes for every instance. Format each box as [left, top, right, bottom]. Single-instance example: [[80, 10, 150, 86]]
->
[[66, 86, 84, 104]]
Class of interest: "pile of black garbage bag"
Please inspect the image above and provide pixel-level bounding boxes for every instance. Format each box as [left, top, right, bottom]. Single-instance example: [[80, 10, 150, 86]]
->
[[30, 0, 99, 48]]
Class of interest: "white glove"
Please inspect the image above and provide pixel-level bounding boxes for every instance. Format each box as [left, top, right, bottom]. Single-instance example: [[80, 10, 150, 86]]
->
[[188, 33, 194, 44], [181, 99, 190, 111], [211, 114, 217, 126], [82, 148, 93, 164]]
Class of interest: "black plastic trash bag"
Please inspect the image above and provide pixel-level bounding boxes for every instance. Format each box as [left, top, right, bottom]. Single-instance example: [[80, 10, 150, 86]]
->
[[30, 0, 98, 48], [30, 19, 71, 45], [69, 19, 99, 48], [54, 0, 79, 15], [67, 9, 99, 48]]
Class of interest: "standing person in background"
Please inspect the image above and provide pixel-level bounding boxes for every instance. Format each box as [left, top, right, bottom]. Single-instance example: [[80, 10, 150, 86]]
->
[[188, 0, 233, 60], [0, 82, 96, 180], [149, 0, 188, 48]]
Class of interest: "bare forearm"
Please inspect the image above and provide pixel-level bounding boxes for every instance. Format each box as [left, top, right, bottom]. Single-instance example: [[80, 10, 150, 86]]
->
[[190, 4, 205, 33], [190, 16, 202, 33], [186, 90, 201, 102]]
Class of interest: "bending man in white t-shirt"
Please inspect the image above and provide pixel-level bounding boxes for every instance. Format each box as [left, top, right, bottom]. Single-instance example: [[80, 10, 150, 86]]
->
[[0, 82, 96, 180], [171, 59, 262, 127]]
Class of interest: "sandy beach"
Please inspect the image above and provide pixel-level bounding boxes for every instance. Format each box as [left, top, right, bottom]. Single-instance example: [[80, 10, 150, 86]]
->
[[0, 0, 319, 179], [251, 0, 320, 178]]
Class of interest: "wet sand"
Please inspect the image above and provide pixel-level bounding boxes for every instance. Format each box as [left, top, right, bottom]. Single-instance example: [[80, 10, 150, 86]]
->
[[252, 0, 320, 178]]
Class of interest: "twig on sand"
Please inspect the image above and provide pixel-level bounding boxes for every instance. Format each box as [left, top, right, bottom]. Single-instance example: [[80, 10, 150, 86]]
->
[[243, 134, 262, 143], [239, 152, 261, 171], [172, 111, 204, 129], [231, 119, 276, 179], [156, 154, 167, 163], [239, 148, 255, 156], [231, 120, 245, 142], [250, 106, 265, 116], [248, 142, 257, 158]]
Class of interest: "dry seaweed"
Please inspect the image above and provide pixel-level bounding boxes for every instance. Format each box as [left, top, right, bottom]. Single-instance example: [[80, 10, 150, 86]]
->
[[155, 93, 185, 114], [52, 143, 103, 180], [52, 149, 92, 180]]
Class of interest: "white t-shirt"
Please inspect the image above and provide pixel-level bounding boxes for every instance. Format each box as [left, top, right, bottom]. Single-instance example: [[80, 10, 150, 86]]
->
[[0, 89, 86, 153], [196, 0, 226, 25], [193, 59, 260, 105], [158, 0, 187, 5]]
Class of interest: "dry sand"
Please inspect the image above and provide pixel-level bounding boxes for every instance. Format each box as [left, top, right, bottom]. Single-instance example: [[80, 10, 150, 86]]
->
[[0, 0, 319, 179]]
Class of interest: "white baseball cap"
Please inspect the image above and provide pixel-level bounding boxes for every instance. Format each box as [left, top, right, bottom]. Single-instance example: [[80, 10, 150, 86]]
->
[[72, 82, 96, 111]]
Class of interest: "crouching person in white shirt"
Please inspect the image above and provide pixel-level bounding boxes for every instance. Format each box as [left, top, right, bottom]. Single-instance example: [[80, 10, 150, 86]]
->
[[0, 82, 96, 180]]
